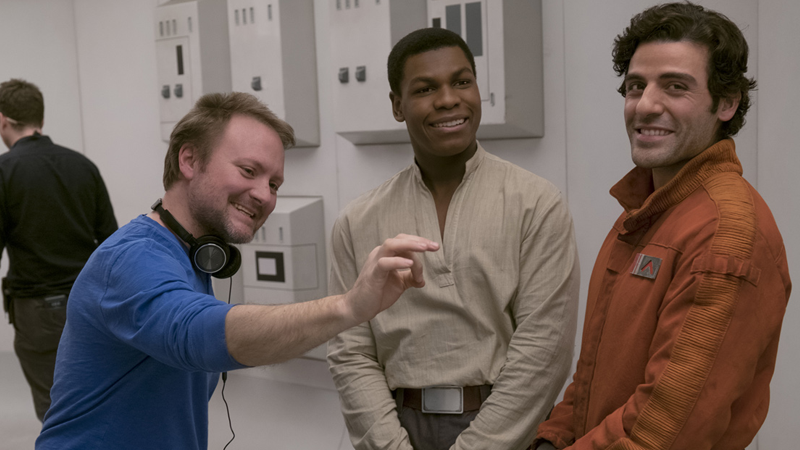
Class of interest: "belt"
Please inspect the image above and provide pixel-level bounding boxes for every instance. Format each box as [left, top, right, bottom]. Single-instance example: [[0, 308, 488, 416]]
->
[[395, 385, 492, 414]]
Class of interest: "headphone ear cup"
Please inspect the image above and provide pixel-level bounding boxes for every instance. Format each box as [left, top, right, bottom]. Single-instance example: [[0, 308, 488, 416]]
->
[[213, 244, 241, 279], [192, 236, 230, 275]]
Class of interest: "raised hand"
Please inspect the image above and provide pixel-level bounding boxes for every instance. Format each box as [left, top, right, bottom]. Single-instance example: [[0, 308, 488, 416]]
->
[[343, 234, 439, 324]]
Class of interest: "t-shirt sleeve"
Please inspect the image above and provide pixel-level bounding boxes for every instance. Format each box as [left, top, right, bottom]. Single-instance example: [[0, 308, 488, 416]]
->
[[97, 241, 245, 373]]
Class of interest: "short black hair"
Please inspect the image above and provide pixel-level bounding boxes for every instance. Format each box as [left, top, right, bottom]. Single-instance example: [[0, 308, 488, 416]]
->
[[613, 1, 756, 139], [0, 79, 44, 129], [387, 27, 476, 95]]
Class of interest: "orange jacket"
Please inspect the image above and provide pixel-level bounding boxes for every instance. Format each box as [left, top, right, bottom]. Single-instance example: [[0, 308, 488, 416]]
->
[[535, 139, 791, 449]]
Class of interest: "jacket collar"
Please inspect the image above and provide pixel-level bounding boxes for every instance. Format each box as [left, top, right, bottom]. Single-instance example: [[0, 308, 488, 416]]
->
[[611, 138, 743, 234]]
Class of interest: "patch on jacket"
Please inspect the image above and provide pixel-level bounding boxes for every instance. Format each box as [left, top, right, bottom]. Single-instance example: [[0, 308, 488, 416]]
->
[[631, 253, 662, 279]]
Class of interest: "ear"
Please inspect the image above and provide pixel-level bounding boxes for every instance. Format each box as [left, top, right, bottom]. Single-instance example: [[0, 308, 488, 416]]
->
[[716, 93, 740, 122], [390, 91, 405, 123], [178, 144, 199, 181]]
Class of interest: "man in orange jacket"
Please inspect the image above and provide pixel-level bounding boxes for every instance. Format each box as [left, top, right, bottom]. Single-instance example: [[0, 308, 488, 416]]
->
[[534, 3, 791, 449]]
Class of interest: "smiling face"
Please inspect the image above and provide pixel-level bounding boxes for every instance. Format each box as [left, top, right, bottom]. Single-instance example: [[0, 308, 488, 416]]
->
[[185, 114, 285, 243], [390, 46, 481, 159], [623, 41, 738, 187]]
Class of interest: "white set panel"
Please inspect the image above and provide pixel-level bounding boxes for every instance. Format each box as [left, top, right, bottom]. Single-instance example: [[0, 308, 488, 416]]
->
[[330, 0, 543, 144], [330, 0, 428, 144], [239, 196, 327, 360], [227, 0, 320, 146], [427, 0, 544, 139], [155, 0, 232, 142]]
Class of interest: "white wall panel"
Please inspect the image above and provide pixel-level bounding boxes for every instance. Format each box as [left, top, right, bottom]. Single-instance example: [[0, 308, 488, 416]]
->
[[755, 0, 800, 447], [73, 0, 166, 225]]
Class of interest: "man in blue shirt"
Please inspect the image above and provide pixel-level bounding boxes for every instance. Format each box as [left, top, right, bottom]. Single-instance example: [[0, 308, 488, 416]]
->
[[36, 92, 438, 449]]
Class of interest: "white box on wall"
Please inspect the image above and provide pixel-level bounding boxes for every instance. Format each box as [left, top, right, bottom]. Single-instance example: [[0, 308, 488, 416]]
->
[[227, 0, 320, 146], [330, 0, 428, 144], [238, 196, 327, 360], [427, 0, 544, 139], [155, 0, 232, 142]]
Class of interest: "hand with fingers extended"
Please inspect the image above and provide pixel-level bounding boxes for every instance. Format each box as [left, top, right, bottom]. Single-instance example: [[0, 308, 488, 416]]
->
[[344, 233, 439, 324]]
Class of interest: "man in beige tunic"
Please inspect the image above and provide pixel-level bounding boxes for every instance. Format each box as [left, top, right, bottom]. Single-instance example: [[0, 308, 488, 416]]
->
[[328, 28, 580, 450]]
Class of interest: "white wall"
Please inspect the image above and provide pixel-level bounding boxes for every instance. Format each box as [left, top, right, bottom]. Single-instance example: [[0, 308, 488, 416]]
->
[[0, 0, 797, 447], [72, 0, 167, 225], [755, 0, 800, 447]]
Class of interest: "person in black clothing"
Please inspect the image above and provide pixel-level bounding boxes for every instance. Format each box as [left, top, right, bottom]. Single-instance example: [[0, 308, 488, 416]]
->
[[0, 78, 118, 421]]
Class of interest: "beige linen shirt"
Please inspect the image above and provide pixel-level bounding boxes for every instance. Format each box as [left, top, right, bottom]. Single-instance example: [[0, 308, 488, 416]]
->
[[328, 144, 580, 450]]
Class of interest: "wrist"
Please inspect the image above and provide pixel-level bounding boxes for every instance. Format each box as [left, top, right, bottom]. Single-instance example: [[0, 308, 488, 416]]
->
[[334, 293, 359, 328]]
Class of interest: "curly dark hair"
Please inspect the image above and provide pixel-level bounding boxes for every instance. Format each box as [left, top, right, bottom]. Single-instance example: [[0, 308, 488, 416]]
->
[[387, 27, 476, 96], [0, 79, 44, 129], [612, 2, 756, 139]]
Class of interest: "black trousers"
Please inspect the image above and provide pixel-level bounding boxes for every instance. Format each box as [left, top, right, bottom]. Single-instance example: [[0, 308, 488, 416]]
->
[[398, 406, 480, 450], [11, 295, 68, 422]]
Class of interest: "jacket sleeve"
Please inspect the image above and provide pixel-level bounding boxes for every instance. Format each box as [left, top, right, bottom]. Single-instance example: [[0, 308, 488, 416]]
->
[[327, 214, 415, 450], [452, 192, 580, 450]]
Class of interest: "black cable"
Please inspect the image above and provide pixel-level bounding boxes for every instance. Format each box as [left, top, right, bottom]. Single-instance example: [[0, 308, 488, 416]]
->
[[222, 278, 235, 449], [221, 371, 234, 449]]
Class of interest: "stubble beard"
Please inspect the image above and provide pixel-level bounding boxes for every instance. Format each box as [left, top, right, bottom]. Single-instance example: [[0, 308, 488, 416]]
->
[[188, 191, 256, 244]]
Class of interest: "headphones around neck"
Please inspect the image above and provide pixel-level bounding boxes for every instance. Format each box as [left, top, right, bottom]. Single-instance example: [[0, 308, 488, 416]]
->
[[151, 198, 241, 279]]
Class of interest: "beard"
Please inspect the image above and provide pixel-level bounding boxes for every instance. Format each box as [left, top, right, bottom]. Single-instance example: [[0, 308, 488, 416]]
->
[[187, 189, 258, 244]]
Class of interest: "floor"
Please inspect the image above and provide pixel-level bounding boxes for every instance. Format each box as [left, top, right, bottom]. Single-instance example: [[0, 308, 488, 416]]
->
[[0, 351, 352, 450], [0, 352, 44, 450]]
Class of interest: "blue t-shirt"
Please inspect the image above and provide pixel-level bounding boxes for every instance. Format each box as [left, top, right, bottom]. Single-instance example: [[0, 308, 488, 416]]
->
[[37, 215, 246, 449]]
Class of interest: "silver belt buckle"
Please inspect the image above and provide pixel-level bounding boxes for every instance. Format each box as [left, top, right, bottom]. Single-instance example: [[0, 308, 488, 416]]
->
[[421, 386, 463, 414]]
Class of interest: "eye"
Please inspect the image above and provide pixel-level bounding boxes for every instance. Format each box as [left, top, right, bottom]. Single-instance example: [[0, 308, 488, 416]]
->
[[666, 83, 688, 92], [454, 79, 472, 88], [269, 182, 280, 193], [240, 166, 255, 177], [626, 82, 645, 94], [415, 86, 434, 95]]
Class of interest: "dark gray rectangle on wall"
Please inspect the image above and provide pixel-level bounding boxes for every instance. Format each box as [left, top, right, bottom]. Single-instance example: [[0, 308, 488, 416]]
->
[[446, 4, 461, 35], [465, 2, 482, 56]]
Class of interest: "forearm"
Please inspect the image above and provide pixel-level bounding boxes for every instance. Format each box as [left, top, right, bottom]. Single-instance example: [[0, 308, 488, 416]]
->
[[534, 381, 578, 448], [452, 315, 576, 450], [225, 294, 355, 366], [328, 324, 414, 450]]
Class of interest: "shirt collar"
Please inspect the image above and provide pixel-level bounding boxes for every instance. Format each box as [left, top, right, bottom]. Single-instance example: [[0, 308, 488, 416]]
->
[[10, 131, 49, 151], [411, 141, 487, 184]]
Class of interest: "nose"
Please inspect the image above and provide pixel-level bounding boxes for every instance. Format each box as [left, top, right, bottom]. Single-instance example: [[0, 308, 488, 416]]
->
[[434, 85, 459, 110], [249, 182, 274, 207], [635, 85, 665, 117]]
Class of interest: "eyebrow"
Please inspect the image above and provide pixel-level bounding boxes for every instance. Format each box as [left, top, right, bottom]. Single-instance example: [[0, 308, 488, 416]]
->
[[625, 72, 698, 84], [407, 67, 474, 86]]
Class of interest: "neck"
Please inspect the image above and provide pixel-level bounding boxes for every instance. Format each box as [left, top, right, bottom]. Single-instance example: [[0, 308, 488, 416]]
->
[[651, 164, 684, 190], [149, 189, 203, 244], [414, 141, 478, 193], [5, 127, 41, 148]]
